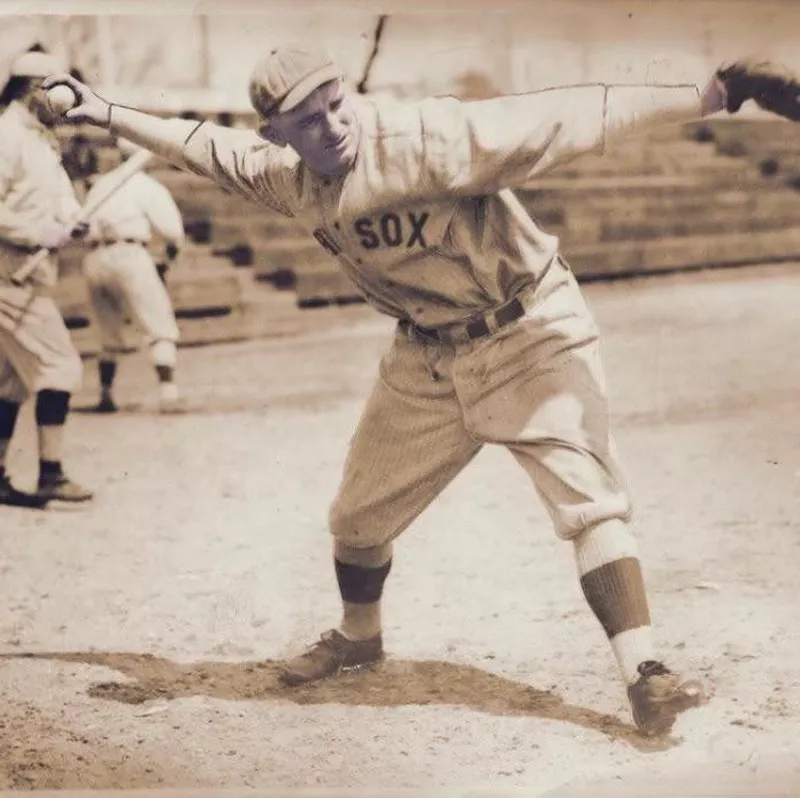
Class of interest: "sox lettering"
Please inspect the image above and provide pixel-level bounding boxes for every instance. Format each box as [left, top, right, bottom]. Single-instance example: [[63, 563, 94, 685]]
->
[[354, 211, 429, 249]]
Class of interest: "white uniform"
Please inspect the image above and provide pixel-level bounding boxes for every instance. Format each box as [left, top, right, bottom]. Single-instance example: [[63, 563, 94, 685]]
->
[[0, 100, 83, 402], [111, 83, 700, 544], [82, 167, 184, 365]]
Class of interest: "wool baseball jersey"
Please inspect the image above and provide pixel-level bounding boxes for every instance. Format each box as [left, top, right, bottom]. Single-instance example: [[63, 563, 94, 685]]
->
[[0, 101, 79, 283], [84, 167, 185, 247], [111, 83, 700, 326]]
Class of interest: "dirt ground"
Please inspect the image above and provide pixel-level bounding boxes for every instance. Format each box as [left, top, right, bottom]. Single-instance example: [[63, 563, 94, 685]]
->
[[1, 264, 800, 795]]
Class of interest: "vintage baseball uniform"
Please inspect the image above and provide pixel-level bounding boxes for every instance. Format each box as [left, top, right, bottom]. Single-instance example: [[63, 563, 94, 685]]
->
[[111, 83, 701, 543], [82, 167, 184, 359], [0, 100, 83, 401]]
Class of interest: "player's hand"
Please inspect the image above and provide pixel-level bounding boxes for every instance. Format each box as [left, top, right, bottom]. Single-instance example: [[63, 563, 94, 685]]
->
[[37, 222, 74, 250], [41, 73, 112, 128], [714, 59, 800, 121]]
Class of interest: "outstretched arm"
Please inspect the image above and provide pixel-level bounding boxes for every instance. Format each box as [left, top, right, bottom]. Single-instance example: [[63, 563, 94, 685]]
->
[[41, 73, 295, 216], [361, 62, 794, 210]]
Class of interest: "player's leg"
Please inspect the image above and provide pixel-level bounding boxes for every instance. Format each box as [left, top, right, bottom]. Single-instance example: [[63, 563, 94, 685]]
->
[[279, 327, 482, 685], [7, 294, 92, 502], [465, 259, 703, 735], [85, 253, 127, 412], [115, 247, 181, 411], [0, 351, 46, 508]]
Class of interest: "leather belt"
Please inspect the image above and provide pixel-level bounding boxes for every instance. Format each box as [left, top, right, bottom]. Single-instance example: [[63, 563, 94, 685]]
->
[[1, 241, 38, 255], [90, 238, 147, 249], [408, 286, 534, 346]]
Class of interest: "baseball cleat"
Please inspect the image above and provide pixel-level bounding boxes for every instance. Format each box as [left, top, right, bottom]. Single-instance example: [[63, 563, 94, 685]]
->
[[627, 660, 706, 737], [37, 473, 94, 503], [93, 395, 118, 413], [0, 472, 49, 509], [279, 629, 384, 686]]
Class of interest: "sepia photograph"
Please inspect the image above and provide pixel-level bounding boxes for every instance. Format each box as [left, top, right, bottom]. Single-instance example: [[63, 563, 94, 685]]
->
[[0, 0, 799, 795]]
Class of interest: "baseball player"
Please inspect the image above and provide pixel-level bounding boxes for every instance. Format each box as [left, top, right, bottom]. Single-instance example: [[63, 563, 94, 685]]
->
[[81, 137, 185, 413], [45, 50, 797, 736], [0, 50, 94, 508]]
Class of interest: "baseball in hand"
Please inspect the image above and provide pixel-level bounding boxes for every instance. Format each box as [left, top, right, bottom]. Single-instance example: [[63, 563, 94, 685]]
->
[[46, 84, 78, 115]]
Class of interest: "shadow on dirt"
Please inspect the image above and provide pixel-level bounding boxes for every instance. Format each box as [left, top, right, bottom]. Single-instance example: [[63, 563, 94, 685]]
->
[[1, 651, 675, 752]]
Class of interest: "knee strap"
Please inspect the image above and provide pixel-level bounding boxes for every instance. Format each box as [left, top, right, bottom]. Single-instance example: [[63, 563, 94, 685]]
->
[[35, 390, 70, 426], [335, 558, 392, 604], [0, 400, 21, 439]]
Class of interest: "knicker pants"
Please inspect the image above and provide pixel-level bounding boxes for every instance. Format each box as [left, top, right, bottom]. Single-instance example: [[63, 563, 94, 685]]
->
[[329, 258, 632, 547]]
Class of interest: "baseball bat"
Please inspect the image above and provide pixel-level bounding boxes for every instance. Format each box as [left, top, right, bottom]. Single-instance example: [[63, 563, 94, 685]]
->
[[11, 148, 153, 286], [357, 14, 388, 95]]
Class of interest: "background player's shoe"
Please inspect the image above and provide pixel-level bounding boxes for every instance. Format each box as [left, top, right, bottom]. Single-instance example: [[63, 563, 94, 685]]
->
[[93, 394, 118, 413], [278, 629, 384, 686], [627, 660, 706, 737], [37, 472, 94, 503], [0, 472, 48, 509]]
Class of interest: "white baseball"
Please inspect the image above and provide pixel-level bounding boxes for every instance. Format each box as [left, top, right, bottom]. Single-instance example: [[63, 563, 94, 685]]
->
[[46, 84, 78, 115]]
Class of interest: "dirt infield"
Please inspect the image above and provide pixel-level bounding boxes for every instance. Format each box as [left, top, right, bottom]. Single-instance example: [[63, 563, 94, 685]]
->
[[1, 264, 799, 794]]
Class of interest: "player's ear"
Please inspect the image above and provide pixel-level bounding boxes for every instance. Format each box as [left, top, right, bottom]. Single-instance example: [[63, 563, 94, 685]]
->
[[258, 120, 286, 147]]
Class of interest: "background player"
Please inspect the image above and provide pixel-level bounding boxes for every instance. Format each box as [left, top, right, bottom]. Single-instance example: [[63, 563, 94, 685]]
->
[[82, 137, 186, 413], [42, 48, 795, 735], [0, 49, 93, 507]]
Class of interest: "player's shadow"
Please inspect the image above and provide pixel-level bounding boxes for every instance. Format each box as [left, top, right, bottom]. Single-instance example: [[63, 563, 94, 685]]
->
[[1, 650, 674, 752]]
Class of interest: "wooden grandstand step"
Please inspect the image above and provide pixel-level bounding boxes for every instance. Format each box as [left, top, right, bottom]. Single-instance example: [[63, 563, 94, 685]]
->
[[295, 264, 363, 308], [564, 227, 800, 280], [550, 153, 750, 179], [250, 240, 332, 283], [208, 214, 304, 250], [553, 197, 800, 245], [518, 171, 769, 202]]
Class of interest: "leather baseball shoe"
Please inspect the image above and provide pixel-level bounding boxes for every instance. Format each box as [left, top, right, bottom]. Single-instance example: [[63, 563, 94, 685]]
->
[[37, 472, 94, 503], [0, 472, 48, 509], [628, 660, 706, 737], [93, 395, 118, 414], [279, 629, 384, 686]]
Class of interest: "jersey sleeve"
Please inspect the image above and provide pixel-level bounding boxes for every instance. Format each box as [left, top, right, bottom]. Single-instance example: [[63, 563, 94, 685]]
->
[[0, 143, 39, 247], [370, 83, 702, 205], [109, 106, 295, 217], [140, 176, 185, 246], [54, 163, 81, 225]]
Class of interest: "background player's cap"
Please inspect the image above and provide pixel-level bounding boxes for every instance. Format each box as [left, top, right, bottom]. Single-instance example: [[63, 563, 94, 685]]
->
[[10, 50, 64, 78], [248, 44, 343, 119]]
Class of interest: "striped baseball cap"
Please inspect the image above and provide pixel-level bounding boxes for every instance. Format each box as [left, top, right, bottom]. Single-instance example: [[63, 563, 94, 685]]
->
[[248, 44, 343, 118]]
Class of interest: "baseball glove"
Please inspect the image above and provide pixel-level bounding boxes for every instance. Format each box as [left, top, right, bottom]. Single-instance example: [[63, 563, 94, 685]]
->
[[716, 59, 800, 120]]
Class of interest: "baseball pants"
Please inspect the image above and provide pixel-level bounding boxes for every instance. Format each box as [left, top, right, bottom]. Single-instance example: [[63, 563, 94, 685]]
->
[[329, 257, 632, 546], [0, 283, 83, 402], [83, 243, 179, 361]]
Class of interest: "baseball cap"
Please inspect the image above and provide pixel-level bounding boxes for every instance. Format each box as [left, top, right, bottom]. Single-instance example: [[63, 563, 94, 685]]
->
[[248, 44, 344, 118], [10, 50, 64, 78]]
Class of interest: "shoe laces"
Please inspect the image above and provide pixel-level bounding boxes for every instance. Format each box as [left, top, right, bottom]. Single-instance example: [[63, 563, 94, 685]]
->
[[299, 630, 337, 658]]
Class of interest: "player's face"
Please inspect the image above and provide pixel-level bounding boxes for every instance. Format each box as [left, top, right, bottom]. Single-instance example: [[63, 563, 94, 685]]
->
[[263, 79, 360, 177]]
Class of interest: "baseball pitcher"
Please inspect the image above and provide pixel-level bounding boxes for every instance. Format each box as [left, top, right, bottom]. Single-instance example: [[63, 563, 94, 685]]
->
[[82, 137, 185, 413], [0, 50, 94, 508], [43, 48, 799, 735]]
